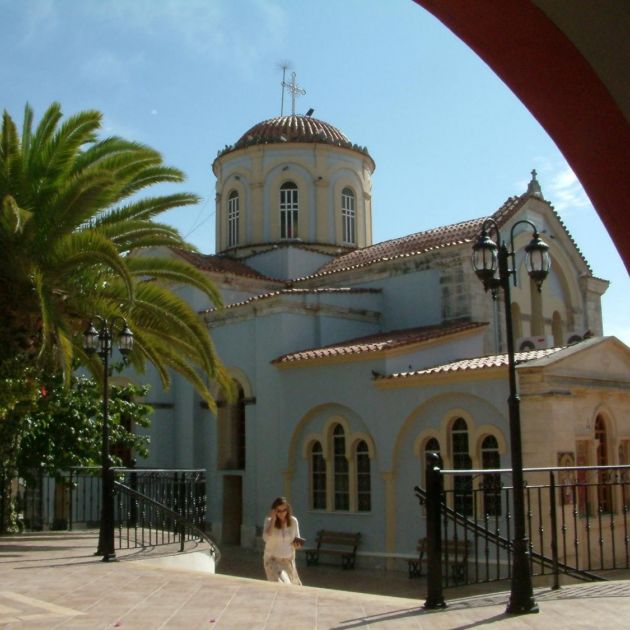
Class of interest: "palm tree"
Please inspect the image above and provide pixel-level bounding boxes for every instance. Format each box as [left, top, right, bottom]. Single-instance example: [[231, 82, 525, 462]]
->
[[0, 102, 232, 409]]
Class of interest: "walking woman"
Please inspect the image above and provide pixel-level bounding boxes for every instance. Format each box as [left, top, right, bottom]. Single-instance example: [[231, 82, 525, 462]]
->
[[262, 496, 303, 585]]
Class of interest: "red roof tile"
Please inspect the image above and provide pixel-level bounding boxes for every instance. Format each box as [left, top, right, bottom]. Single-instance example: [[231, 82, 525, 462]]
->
[[173, 249, 272, 280], [272, 320, 487, 365], [237, 115, 350, 147], [203, 287, 381, 314], [299, 196, 525, 279], [215, 115, 373, 163], [378, 347, 563, 380]]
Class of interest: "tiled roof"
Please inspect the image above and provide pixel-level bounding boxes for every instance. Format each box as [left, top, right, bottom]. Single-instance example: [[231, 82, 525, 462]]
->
[[203, 287, 381, 314], [299, 196, 526, 280], [272, 320, 487, 365], [215, 115, 372, 161], [377, 347, 563, 380], [173, 249, 272, 280], [236, 115, 350, 147]]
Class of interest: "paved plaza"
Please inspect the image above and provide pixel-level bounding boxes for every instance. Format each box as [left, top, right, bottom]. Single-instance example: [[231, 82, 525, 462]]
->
[[1, 531, 630, 629]]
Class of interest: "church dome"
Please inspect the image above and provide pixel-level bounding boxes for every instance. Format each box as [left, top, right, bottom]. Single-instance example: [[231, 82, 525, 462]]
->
[[213, 112, 375, 262], [215, 115, 371, 160], [237, 114, 348, 146]]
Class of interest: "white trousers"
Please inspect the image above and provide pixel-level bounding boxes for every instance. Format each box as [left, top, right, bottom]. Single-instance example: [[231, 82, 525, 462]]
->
[[263, 555, 302, 585]]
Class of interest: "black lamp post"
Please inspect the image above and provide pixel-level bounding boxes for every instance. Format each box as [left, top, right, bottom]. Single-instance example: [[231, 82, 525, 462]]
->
[[83, 317, 134, 561], [472, 218, 550, 615]]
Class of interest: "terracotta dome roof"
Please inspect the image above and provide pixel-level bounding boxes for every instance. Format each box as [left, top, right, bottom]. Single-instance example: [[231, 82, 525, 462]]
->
[[236, 115, 349, 147], [215, 115, 372, 161]]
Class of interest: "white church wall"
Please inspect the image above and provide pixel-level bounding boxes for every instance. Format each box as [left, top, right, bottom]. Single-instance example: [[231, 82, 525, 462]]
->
[[243, 246, 333, 280], [344, 268, 442, 331], [269, 356, 513, 555]]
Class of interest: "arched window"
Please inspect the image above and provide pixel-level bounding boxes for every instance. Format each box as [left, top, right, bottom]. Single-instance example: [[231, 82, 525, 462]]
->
[[280, 181, 298, 239], [481, 435, 501, 516], [333, 424, 349, 510], [451, 418, 473, 516], [355, 440, 371, 512], [341, 187, 356, 244], [227, 190, 239, 247], [311, 441, 326, 510], [595, 415, 612, 512]]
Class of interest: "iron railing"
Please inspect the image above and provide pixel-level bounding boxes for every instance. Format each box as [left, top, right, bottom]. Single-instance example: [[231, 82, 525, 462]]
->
[[416, 460, 630, 603], [3, 467, 216, 559]]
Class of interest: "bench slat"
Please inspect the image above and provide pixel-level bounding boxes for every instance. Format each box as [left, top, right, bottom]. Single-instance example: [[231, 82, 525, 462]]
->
[[306, 529, 361, 570], [408, 537, 469, 580]]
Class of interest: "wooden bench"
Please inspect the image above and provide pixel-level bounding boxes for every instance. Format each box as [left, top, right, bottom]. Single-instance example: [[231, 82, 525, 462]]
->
[[304, 530, 361, 570], [407, 537, 470, 581]]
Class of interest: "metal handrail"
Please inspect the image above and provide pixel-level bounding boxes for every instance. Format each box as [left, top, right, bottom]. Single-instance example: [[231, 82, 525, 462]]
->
[[114, 480, 221, 565], [414, 485, 604, 583], [439, 464, 630, 475]]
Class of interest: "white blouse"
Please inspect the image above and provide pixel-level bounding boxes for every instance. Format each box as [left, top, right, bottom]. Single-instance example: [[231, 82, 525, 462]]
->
[[262, 515, 301, 559]]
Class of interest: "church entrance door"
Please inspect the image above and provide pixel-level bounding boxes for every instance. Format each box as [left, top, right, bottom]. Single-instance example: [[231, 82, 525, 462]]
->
[[222, 475, 242, 544]]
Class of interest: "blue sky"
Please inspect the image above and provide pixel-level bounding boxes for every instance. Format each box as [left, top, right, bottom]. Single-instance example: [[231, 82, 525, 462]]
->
[[1, 0, 628, 344]]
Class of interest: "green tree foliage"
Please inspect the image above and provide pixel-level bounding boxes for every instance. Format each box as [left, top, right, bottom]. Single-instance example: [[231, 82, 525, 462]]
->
[[0, 102, 234, 530], [0, 102, 233, 408], [17, 372, 152, 484]]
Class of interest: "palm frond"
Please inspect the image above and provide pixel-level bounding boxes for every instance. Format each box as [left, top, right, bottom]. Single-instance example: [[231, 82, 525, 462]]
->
[[20, 104, 34, 160], [0, 110, 21, 191], [0, 195, 32, 237], [120, 165, 186, 198], [126, 255, 223, 308], [52, 230, 134, 300], [134, 331, 220, 413], [102, 221, 183, 245]]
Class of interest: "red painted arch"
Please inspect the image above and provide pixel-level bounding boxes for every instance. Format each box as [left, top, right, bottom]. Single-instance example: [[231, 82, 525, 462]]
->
[[414, 0, 630, 274]]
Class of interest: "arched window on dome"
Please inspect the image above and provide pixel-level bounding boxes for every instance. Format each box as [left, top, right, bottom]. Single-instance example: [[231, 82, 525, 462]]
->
[[341, 187, 356, 245], [227, 190, 239, 248], [280, 181, 299, 239]]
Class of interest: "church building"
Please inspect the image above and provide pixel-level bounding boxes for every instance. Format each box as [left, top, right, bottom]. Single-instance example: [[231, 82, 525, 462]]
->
[[140, 112, 630, 560]]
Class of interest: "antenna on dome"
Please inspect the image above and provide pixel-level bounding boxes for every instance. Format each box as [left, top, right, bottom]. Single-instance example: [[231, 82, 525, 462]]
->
[[281, 71, 306, 115], [279, 62, 291, 116], [305, 108, 314, 117]]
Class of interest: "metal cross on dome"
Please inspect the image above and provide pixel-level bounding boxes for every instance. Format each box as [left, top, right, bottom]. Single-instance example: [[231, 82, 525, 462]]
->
[[281, 71, 306, 115]]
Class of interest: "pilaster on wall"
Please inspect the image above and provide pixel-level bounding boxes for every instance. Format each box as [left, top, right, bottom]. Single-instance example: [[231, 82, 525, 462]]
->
[[579, 275, 610, 335], [381, 470, 396, 569]]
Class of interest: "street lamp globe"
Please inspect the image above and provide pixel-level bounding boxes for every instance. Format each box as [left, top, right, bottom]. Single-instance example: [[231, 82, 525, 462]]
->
[[83, 322, 100, 354], [118, 324, 134, 356], [471, 228, 499, 287], [524, 232, 551, 290]]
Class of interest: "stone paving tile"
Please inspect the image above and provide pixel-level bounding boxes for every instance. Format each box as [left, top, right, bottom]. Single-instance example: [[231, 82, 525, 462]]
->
[[2, 532, 630, 629]]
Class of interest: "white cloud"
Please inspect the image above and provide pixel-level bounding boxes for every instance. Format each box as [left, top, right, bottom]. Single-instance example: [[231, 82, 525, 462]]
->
[[531, 159, 593, 214], [19, 0, 60, 45], [79, 49, 144, 87], [83, 0, 287, 63]]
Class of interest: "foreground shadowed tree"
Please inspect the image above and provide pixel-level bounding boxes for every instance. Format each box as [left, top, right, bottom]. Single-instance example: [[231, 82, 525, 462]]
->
[[0, 102, 233, 529]]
